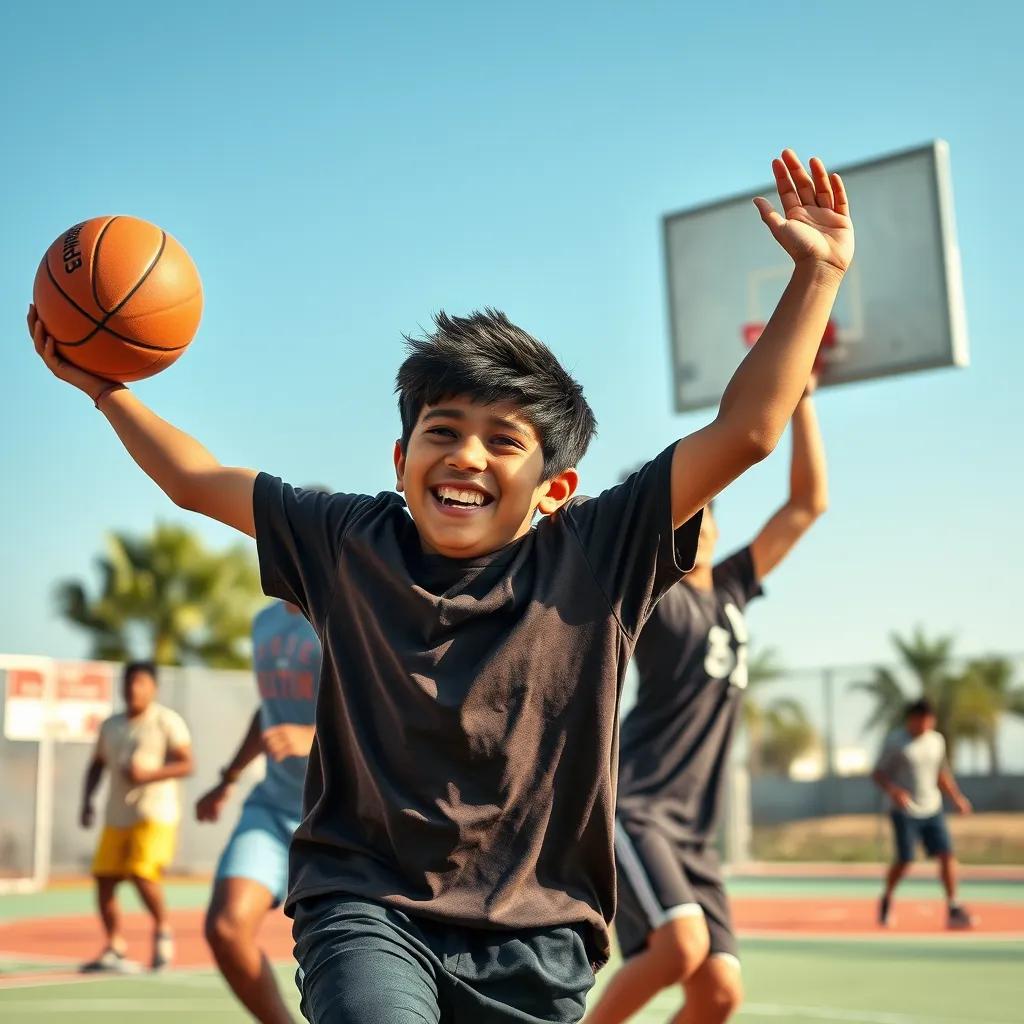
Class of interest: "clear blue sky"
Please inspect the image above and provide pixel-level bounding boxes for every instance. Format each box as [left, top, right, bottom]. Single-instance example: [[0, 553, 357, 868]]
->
[[2, 1, 1021, 686]]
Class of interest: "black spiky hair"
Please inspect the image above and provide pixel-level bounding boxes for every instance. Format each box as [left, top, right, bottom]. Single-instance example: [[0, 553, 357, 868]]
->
[[395, 309, 597, 477]]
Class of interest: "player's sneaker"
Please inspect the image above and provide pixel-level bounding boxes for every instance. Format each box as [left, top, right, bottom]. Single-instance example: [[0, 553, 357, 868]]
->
[[877, 895, 893, 928], [80, 947, 134, 973], [947, 904, 974, 930], [152, 929, 175, 971]]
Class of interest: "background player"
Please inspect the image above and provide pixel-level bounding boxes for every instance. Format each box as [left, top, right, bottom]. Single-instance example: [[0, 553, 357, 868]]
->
[[79, 660, 193, 972], [873, 697, 974, 929], [588, 375, 827, 1024], [195, 598, 321, 1024]]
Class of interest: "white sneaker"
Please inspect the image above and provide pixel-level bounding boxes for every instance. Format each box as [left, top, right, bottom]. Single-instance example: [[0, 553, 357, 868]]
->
[[80, 947, 137, 973], [152, 929, 175, 971]]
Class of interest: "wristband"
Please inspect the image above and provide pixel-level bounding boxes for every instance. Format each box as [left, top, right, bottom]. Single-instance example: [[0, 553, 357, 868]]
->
[[94, 382, 126, 410]]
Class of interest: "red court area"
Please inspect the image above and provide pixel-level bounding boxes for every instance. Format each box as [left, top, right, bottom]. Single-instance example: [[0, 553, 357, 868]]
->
[[733, 896, 1024, 936], [2, 897, 1021, 987], [0, 907, 293, 986]]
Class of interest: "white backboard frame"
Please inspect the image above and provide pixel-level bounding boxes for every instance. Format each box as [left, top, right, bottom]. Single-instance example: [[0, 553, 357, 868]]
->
[[663, 141, 969, 413]]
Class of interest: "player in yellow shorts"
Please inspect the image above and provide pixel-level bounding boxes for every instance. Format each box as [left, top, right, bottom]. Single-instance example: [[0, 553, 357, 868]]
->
[[79, 661, 194, 972]]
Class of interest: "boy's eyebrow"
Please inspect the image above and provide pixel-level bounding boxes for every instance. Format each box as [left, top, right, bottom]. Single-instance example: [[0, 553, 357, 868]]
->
[[422, 407, 467, 422], [422, 408, 532, 438]]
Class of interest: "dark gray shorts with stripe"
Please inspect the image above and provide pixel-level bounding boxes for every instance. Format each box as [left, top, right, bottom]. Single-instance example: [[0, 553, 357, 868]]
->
[[614, 816, 738, 963]]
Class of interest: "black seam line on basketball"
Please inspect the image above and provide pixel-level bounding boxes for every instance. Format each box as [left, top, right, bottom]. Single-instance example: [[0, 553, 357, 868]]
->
[[48, 258, 187, 351], [47, 230, 171, 347], [58, 324, 192, 352], [103, 230, 167, 322], [95, 334, 191, 356], [90, 216, 120, 316], [45, 258, 106, 332]]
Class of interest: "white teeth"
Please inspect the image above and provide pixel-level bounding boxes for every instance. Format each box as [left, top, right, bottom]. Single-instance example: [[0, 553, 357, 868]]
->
[[436, 486, 486, 506]]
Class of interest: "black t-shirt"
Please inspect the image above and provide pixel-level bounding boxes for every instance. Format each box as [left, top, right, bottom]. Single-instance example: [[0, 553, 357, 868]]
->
[[617, 547, 762, 844], [252, 444, 700, 964]]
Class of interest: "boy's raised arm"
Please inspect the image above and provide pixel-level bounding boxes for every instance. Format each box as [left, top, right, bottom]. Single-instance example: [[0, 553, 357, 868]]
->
[[28, 306, 257, 538], [670, 150, 853, 528]]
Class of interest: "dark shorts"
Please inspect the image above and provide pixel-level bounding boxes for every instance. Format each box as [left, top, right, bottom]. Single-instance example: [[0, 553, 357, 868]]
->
[[614, 817, 737, 962], [890, 811, 953, 863], [292, 894, 594, 1024]]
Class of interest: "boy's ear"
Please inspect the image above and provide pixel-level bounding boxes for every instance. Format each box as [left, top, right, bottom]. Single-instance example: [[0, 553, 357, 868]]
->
[[393, 439, 406, 493], [536, 468, 579, 515]]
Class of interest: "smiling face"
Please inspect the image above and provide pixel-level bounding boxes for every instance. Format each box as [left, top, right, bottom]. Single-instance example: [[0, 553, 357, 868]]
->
[[394, 396, 579, 558]]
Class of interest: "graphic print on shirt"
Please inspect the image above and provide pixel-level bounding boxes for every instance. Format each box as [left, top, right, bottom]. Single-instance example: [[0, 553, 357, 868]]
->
[[703, 602, 749, 690], [248, 602, 322, 812], [255, 630, 318, 703], [618, 547, 763, 845]]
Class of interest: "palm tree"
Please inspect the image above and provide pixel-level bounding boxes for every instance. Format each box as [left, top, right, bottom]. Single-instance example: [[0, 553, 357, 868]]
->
[[850, 630, 1023, 773], [850, 626, 961, 752], [56, 523, 265, 667], [848, 663, 907, 737], [742, 646, 784, 776], [889, 628, 960, 743], [952, 657, 1024, 775], [741, 647, 820, 777], [758, 697, 819, 776]]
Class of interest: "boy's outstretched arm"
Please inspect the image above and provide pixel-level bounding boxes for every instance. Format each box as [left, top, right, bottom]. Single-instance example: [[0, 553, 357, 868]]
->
[[749, 374, 827, 579], [28, 306, 257, 537], [670, 150, 853, 528]]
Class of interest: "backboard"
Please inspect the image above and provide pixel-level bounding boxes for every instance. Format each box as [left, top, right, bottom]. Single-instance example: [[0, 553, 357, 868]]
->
[[663, 141, 969, 412]]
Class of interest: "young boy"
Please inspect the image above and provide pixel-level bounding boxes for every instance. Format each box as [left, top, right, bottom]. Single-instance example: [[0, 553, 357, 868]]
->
[[586, 377, 828, 1024], [873, 697, 974, 929], [79, 661, 194, 972], [195, 598, 321, 1023], [32, 150, 852, 1022]]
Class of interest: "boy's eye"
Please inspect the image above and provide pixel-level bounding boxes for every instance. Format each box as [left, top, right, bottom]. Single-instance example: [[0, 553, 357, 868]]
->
[[426, 426, 457, 439], [492, 435, 524, 450]]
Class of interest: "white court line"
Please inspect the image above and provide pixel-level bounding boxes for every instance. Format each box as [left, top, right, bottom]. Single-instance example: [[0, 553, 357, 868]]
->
[[0, 998, 238, 1013], [0, 949, 79, 965], [0, 962, 222, 991], [742, 1003, 1014, 1024], [739, 929, 1024, 944], [0, 996, 1013, 1024]]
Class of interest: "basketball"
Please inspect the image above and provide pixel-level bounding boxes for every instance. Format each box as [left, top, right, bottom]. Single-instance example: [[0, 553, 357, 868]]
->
[[32, 216, 203, 382]]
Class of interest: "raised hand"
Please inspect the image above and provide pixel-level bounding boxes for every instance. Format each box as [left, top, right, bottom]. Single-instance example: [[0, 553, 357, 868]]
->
[[754, 150, 854, 275]]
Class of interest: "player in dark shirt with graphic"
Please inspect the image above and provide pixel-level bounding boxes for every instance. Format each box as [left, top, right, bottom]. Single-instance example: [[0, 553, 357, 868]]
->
[[588, 377, 828, 1024], [29, 150, 852, 1023]]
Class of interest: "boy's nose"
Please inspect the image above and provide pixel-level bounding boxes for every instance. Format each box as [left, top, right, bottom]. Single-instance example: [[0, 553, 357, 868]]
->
[[446, 434, 488, 472]]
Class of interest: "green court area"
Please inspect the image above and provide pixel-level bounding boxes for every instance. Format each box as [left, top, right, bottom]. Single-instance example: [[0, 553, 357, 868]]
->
[[1, 878, 1021, 1024]]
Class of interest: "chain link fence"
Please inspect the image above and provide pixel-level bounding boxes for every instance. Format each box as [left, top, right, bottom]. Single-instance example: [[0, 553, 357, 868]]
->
[[2, 652, 1022, 882]]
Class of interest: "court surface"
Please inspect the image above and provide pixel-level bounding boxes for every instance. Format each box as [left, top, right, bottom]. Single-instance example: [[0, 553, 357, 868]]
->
[[1, 875, 1021, 1023]]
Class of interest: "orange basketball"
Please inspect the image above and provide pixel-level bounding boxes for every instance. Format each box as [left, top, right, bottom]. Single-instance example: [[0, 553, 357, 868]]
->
[[32, 216, 203, 382]]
